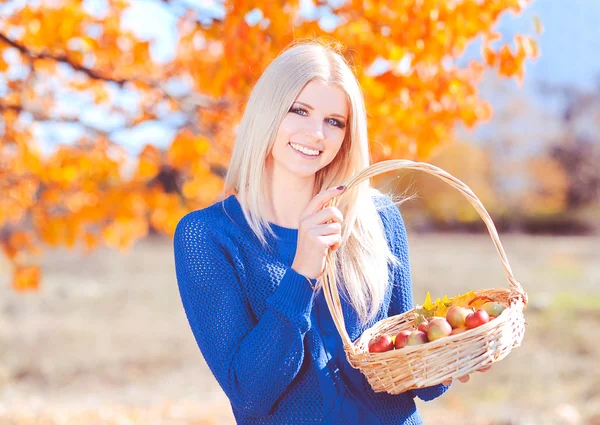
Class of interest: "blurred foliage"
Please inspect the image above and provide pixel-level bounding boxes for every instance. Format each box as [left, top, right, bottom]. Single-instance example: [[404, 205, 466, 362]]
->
[[550, 141, 600, 208], [0, 0, 539, 290], [548, 82, 600, 209], [384, 75, 600, 234], [520, 156, 569, 217], [380, 138, 594, 234], [414, 142, 500, 226], [519, 79, 600, 231]]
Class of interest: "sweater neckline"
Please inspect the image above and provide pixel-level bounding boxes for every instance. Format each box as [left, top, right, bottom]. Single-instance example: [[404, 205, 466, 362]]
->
[[225, 194, 299, 242]]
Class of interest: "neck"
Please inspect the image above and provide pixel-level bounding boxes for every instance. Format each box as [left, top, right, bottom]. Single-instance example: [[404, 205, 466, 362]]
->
[[263, 162, 317, 229]]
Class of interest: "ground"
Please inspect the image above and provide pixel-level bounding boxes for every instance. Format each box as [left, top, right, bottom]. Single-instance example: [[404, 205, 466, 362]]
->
[[1, 233, 599, 425]]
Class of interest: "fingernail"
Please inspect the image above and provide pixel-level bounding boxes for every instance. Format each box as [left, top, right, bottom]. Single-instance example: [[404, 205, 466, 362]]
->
[[336, 185, 345, 191]]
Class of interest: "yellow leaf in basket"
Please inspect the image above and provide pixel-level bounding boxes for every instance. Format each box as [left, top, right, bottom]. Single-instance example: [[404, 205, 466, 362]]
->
[[450, 291, 477, 308], [414, 290, 478, 323], [434, 304, 450, 318], [422, 291, 434, 310]]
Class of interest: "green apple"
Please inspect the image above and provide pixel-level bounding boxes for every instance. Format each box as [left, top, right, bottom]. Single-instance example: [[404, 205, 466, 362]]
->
[[481, 302, 506, 318]]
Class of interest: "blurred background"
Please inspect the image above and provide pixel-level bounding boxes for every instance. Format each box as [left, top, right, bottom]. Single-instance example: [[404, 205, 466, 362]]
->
[[1, 0, 599, 424]]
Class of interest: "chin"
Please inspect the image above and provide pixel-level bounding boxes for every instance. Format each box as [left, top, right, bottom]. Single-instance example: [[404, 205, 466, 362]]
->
[[290, 168, 320, 178]]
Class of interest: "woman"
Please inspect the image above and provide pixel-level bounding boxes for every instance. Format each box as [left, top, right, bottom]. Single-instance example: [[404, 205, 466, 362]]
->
[[173, 38, 474, 424]]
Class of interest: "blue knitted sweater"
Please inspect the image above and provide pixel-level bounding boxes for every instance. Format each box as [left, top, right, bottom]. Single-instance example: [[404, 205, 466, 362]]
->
[[173, 191, 450, 424]]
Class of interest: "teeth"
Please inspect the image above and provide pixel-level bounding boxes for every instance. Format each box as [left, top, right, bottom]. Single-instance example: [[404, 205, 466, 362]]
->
[[290, 143, 320, 156]]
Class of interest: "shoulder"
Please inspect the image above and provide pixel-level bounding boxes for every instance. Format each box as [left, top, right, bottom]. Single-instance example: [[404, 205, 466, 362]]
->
[[173, 199, 230, 247], [367, 187, 409, 249], [368, 187, 404, 224]]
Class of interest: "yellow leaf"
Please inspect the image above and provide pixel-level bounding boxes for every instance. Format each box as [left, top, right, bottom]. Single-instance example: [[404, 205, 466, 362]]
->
[[422, 291, 433, 310], [451, 291, 477, 308]]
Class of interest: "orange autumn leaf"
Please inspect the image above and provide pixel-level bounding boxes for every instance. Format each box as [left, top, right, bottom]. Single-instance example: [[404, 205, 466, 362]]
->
[[167, 130, 211, 169], [135, 144, 162, 182], [13, 265, 41, 292]]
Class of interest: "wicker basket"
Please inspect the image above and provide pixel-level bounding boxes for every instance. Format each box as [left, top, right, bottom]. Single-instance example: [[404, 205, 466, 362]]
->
[[320, 159, 528, 394]]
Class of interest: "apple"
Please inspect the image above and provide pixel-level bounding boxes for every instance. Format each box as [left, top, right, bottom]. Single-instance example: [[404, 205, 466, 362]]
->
[[446, 306, 471, 329], [450, 327, 468, 335], [417, 321, 429, 333], [426, 318, 453, 341], [465, 309, 490, 329], [407, 330, 429, 346], [481, 302, 506, 318], [394, 330, 412, 349], [368, 334, 394, 353]]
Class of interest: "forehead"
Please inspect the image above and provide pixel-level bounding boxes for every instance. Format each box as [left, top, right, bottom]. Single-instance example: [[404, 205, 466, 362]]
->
[[295, 80, 349, 117]]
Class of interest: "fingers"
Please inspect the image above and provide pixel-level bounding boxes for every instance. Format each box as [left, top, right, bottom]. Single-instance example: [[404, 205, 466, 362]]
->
[[316, 221, 342, 236], [313, 206, 344, 225], [443, 368, 488, 386], [304, 186, 345, 217], [319, 233, 342, 252], [442, 375, 470, 385]]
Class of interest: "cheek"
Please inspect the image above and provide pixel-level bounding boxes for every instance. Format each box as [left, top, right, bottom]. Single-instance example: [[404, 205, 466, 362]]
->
[[325, 128, 346, 150], [277, 115, 303, 139]]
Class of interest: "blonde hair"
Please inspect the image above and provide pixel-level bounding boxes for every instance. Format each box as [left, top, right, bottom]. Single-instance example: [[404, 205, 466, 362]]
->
[[220, 38, 406, 328]]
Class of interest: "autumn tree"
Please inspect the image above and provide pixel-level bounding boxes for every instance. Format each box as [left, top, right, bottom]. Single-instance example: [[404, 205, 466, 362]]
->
[[0, 0, 539, 290]]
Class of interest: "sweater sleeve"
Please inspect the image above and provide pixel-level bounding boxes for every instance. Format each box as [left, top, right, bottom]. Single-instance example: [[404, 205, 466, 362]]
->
[[173, 212, 316, 418], [380, 195, 452, 402]]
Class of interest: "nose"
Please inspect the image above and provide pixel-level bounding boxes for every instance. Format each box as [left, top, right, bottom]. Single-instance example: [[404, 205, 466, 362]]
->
[[306, 123, 325, 142]]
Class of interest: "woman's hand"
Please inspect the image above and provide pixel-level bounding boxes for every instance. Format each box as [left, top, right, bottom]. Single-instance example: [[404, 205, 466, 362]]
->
[[291, 185, 345, 280], [442, 365, 492, 386]]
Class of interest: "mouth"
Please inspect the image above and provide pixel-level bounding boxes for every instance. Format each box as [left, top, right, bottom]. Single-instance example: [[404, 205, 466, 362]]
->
[[289, 142, 322, 158]]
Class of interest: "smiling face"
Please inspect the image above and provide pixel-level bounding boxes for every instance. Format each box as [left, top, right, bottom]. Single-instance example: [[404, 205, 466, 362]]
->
[[266, 79, 349, 183]]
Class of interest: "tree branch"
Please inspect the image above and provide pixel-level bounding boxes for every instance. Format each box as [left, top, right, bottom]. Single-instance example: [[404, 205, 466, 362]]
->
[[0, 32, 132, 87], [0, 31, 228, 110]]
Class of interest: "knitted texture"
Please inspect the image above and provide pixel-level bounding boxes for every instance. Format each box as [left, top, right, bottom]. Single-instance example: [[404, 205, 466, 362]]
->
[[173, 191, 450, 424]]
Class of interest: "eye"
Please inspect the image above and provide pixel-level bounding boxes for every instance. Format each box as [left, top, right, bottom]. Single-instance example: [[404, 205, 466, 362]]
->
[[290, 106, 346, 129], [328, 118, 345, 129], [290, 107, 308, 116]]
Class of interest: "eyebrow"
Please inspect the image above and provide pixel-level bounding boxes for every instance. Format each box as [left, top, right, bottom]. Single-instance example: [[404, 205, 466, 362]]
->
[[294, 101, 347, 121]]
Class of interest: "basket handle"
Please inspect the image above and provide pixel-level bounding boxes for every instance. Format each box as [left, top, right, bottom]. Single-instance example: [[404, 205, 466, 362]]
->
[[319, 159, 528, 353]]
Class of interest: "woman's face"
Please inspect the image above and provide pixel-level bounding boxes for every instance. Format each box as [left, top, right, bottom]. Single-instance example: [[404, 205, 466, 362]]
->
[[268, 79, 349, 179]]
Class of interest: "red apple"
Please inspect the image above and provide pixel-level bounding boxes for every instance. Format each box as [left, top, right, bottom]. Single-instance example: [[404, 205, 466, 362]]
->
[[465, 309, 490, 329], [407, 330, 428, 346], [445, 306, 471, 329], [368, 334, 394, 353], [417, 321, 429, 333], [394, 330, 412, 349], [450, 327, 468, 336], [427, 318, 453, 341], [481, 302, 506, 318]]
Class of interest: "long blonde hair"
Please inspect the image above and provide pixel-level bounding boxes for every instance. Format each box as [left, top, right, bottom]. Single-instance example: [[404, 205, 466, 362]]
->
[[221, 38, 405, 328]]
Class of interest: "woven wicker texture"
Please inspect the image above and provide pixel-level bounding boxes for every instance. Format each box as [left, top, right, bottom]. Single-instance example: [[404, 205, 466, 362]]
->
[[319, 159, 529, 394]]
